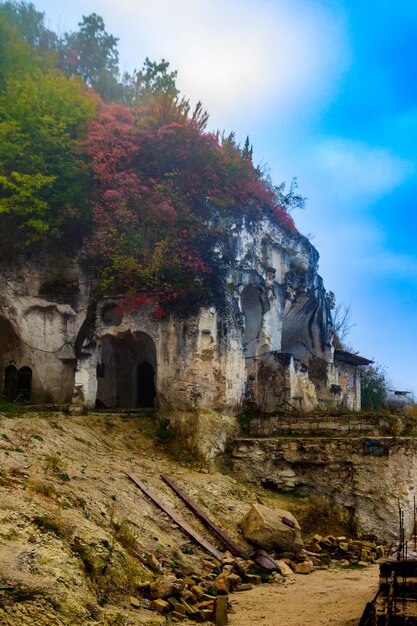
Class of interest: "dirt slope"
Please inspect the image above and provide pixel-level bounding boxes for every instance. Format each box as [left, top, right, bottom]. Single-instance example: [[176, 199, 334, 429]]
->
[[0, 409, 377, 625]]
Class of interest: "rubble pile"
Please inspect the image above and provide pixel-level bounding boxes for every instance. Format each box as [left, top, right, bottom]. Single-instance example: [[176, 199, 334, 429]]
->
[[131, 551, 273, 624], [305, 534, 385, 567]]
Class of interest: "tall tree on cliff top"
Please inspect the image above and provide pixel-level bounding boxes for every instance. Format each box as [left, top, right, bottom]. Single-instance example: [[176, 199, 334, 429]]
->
[[0, 1, 298, 306], [58, 13, 122, 102], [0, 0, 57, 52], [0, 4, 97, 254], [0, 70, 96, 252]]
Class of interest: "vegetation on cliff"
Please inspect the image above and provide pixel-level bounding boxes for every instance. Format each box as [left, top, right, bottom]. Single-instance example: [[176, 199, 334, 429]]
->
[[0, 1, 298, 311]]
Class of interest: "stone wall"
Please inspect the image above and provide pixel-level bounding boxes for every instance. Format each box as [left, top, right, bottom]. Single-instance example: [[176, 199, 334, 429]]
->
[[241, 412, 380, 437], [232, 436, 417, 538]]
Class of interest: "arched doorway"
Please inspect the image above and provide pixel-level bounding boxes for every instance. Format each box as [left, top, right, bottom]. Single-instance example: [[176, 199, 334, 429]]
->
[[4, 364, 18, 400], [3, 365, 32, 402], [18, 366, 32, 401], [96, 332, 157, 408], [136, 361, 156, 407]]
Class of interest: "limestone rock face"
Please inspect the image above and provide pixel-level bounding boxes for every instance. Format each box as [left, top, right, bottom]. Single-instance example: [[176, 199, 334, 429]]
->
[[233, 436, 417, 539], [239, 504, 303, 553]]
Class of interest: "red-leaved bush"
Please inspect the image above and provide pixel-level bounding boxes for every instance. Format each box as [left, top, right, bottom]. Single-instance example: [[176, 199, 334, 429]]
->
[[85, 92, 296, 310]]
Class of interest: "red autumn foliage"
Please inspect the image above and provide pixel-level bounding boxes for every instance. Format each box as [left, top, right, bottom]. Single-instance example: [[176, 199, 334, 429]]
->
[[84, 93, 297, 310]]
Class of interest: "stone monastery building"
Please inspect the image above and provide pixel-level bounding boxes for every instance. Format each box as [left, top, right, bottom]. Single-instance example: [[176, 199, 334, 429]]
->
[[1, 214, 371, 431]]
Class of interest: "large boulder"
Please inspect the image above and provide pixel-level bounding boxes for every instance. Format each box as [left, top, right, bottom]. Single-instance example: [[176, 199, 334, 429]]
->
[[239, 504, 303, 553]]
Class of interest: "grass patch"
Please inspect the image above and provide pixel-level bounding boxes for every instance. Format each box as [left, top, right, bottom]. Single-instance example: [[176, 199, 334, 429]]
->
[[31, 434, 44, 442], [70, 538, 143, 604], [44, 452, 64, 473], [0, 395, 23, 414], [237, 412, 253, 426], [57, 472, 71, 481], [248, 565, 273, 583], [113, 520, 138, 554], [32, 514, 70, 538], [8, 586, 44, 604], [155, 418, 175, 442], [0, 468, 11, 486], [26, 479, 57, 499], [206, 587, 219, 597]]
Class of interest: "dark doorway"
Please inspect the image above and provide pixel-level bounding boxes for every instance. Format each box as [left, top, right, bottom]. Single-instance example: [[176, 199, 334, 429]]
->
[[96, 331, 157, 408], [18, 367, 32, 401], [4, 364, 18, 400], [136, 361, 155, 407]]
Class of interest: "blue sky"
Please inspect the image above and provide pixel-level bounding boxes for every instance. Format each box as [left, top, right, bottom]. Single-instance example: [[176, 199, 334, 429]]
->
[[37, 0, 417, 393]]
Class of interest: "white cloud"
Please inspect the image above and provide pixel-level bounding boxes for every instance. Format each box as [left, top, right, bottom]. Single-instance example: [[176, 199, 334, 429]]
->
[[312, 139, 414, 202], [108, 0, 349, 125], [37, 0, 349, 128]]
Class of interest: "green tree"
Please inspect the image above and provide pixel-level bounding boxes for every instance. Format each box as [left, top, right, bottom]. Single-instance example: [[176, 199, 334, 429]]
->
[[0, 9, 39, 89], [59, 13, 121, 101], [134, 57, 179, 99], [0, 1, 57, 51], [0, 69, 96, 252], [361, 362, 389, 410]]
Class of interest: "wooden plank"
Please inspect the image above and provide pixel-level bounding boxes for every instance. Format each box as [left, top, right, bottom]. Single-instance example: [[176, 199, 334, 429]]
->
[[161, 473, 247, 558], [126, 472, 223, 561]]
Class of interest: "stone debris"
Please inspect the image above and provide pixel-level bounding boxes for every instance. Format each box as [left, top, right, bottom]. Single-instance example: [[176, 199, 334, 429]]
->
[[275, 559, 295, 578], [146, 553, 164, 573], [141, 550, 276, 623], [213, 595, 228, 625], [294, 560, 313, 575], [151, 598, 170, 614], [129, 596, 141, 608], [150, 573, 180, 599], [304, 534, 385, 566]]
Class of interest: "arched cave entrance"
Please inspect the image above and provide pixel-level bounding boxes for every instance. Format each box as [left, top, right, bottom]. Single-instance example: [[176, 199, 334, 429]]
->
[[96, 332, 157, 408], [136, 361, 156, 407], [4, 364, 18, 400], [18, 366, 32, 401], [4, 365, 32, 402]]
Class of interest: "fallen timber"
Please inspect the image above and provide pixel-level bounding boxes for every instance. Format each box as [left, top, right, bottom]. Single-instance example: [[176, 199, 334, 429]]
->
[[359, 503, 417, 625], [161, 473, 278, 571], [128, 472, 278, 571], [160, 473, 247, 557], [126, 472, 223, 560]]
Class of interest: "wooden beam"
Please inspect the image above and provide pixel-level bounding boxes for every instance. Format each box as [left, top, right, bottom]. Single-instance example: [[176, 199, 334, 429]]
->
[[161, 473, 247, 558], [126, 472, 223, 561]]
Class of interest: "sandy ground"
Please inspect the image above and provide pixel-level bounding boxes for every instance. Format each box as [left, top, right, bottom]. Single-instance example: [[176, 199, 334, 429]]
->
[[229, 565, 379, 626]]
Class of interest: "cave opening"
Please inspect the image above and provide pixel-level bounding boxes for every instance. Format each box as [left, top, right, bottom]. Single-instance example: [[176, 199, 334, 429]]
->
[[96, 332, 157, 408]]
